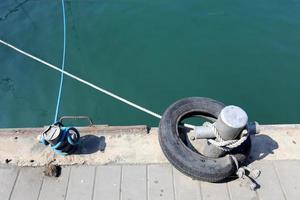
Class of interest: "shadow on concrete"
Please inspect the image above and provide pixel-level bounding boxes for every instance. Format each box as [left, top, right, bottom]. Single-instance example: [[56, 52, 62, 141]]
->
[[75, 135, 106, 155], [217, 134, 278, 189], [247, 134, 279, 162]]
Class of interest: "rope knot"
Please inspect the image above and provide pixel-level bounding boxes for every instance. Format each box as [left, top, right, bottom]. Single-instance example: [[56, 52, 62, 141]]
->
[[231, 153, 261, 190], [203, 122, 249, 151]]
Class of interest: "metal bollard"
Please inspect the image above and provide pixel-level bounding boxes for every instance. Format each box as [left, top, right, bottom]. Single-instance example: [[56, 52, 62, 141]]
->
[[214, 105, 248, 140], [194, 105, 249, 158], [194, 105, 248, 139]]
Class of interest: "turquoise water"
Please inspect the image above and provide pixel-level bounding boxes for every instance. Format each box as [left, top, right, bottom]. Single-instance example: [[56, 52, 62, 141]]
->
[[1, 0, 300, 128]]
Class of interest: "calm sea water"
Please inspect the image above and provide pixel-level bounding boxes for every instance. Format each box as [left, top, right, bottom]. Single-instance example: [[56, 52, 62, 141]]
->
[[0, 0, 300, 128]]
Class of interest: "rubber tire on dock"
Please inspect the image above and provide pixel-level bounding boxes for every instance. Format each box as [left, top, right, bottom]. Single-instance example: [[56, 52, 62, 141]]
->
[[158, 97, 251, 182]]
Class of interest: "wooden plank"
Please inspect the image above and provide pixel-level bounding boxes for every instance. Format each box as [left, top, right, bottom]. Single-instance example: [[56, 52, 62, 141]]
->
[[65, 166, 95, 200], [273, 160, 300, 200], [173, 167, 201, 200], [93, 165, 121, 200], [201, 181, 230, 200], [148, 165, 174, 200], [38, 167, 70, 200], [0, 166, 19, 200], [10, 167, 44, 200], [121, 165, 147, 200], [227, 178, 258, 200], [250, 161, 285, 200]]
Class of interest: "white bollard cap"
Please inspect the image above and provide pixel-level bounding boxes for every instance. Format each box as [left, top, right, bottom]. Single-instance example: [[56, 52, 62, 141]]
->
[[220, 105, 248, 129]]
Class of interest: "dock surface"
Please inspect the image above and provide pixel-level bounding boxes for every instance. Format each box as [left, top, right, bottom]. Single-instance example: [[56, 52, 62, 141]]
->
[[0, 124, 300, 200], [1, 160, 300, 200]]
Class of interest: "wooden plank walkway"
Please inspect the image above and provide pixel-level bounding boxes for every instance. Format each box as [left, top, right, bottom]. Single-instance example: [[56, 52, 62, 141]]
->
[[1, 160, 299, 200]]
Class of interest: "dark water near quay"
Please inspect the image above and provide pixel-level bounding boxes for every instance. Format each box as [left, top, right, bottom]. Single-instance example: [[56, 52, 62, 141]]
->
[[1, 0, 300, 128]]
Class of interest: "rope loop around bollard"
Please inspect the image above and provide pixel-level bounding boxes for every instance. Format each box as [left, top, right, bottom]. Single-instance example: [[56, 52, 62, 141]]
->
[[158, 97, 252, 183], [203, 122, 249, 151]]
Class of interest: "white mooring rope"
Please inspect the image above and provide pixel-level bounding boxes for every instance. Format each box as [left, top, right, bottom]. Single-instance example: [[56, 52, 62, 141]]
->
[[203, 122, 249, 151], [0, 39, 196, 129], [0, 39, 162, 119], [202, 122, 260, 190]]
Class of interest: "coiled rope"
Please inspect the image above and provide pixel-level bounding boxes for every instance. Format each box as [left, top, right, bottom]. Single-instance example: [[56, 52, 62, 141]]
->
[[203, 122, 249, 151], [54, 0, 67, 123], [202, 122, 259, 189], [230, 155, 261, 190]]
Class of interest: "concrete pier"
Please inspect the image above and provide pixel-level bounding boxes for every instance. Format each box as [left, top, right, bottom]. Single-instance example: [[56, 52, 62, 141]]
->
[[0, 124, 300, 200]]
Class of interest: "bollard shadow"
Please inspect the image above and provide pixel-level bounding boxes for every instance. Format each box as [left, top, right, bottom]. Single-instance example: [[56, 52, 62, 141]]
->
[[219, 134, 278, 189], [75, 135, 106, 155], [246, 134, 279, 164]]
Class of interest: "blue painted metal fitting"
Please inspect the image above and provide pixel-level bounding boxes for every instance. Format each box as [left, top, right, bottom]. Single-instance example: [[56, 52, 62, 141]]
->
[[41, 122, 80, 156]]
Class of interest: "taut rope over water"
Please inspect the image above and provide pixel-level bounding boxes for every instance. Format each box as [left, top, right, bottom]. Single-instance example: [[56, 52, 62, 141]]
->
[[0, 39, 195, 129], [0, 39, 163, 119]]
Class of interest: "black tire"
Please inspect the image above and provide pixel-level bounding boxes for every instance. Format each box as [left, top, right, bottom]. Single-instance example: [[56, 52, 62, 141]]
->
[[158, 97, 251, 182]]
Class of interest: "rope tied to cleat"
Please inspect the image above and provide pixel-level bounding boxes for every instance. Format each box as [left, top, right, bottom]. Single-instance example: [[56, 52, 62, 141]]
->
[[204, 122, 249, 151], [40, 121, 80, 156], [158, 98, 261, 190]]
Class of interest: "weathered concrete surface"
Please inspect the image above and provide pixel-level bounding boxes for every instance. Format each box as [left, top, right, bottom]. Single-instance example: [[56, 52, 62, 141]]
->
[[0, 125, 167, 166], [0, 124, 300, 166], [252, 125, 300, 160]]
